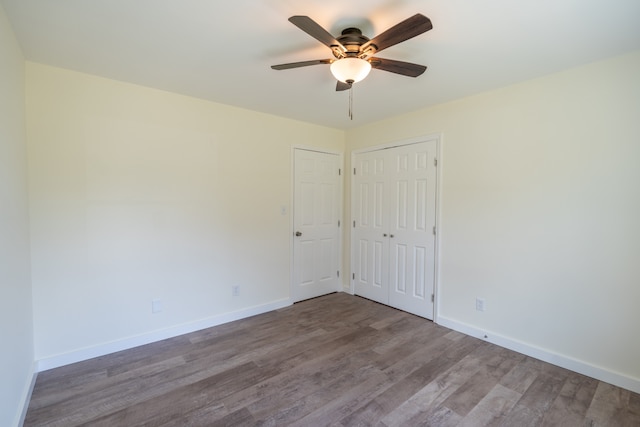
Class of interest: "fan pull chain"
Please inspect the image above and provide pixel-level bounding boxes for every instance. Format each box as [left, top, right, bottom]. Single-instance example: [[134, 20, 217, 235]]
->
[[349, 85, 353, 120], [346, 79, 355, 120]]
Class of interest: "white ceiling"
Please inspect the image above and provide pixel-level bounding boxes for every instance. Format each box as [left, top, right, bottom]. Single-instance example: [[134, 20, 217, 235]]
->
[[3, 0, 640, 129]]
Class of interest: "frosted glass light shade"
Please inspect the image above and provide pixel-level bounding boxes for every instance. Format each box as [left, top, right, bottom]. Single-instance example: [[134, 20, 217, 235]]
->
[[330, 58, 372, 83]]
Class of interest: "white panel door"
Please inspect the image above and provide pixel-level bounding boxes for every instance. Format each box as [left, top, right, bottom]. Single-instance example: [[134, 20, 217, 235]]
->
[[352, 150, 388, 304], [387, 142, 437, 318], [352, 140, 438, 319], [293, 149, 341, 302]]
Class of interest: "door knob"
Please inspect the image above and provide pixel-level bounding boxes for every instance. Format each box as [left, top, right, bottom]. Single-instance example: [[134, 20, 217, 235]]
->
[[390, 234, 394, 238], [295, 231, 302, 237], [383, 233, 387, 237]]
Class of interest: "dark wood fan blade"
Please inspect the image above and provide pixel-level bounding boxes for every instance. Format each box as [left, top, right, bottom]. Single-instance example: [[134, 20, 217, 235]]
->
[[336, 81, 352, 91], [369, 57, 427, 77], [271, 59, 332, 70], [362, 14, 432, 53], [289, 16, 346, 52]]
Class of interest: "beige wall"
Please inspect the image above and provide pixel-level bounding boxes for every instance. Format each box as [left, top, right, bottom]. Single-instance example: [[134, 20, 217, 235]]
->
[[346, 51, 640, 388], [26, 63, 344, 361], [0, 5, 34, 427]]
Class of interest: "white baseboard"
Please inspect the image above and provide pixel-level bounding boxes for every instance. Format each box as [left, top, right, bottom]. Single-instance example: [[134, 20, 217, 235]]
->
[[436, 316, 640, 394], [36, 298, 292, 372], [15, 362, 37, 427]]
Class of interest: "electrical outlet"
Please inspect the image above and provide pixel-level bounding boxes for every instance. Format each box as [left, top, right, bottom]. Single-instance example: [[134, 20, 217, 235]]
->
[[476, 297, 486, 312], [232, 285, 240, 297], [152, 299, 163, 313]]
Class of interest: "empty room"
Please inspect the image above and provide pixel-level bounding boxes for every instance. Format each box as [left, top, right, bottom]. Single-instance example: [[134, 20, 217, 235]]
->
[[1, 1, 639, 426]]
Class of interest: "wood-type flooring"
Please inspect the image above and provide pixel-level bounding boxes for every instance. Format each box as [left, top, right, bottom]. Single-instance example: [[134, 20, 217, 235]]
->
[[25, 293, 640, 426]]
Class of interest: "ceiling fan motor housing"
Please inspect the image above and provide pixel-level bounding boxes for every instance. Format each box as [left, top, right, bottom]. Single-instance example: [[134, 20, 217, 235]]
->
[[335, 28, 376, 58]]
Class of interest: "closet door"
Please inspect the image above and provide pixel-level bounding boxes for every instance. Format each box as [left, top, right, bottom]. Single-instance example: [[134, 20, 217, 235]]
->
[[352, 140, 438, 319], [352, 149, 388, 304], [387, 142, 437, 318]]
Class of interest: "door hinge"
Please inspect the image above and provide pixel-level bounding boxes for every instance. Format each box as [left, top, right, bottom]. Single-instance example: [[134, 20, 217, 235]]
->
[[353, 220, 356, 227], [434, 158, 438, 167], [431, 294, 434, 303], [338, 168, 341, 176], [338, 220, 341, 227], [352, 273, 355, 280], [433, 226, 436, 235], [353, 168, 356, 175], [337, 270, 340, 278]]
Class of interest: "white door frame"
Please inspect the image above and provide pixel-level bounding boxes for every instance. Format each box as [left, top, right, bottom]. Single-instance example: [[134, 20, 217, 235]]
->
[[350, 133, 442, 321], [290, 146, 344, 303]]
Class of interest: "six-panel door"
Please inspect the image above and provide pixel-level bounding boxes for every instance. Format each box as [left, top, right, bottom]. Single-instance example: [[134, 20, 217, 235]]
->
[[352, 149, 389, 304], [352, 141, 437, 319], [293, 149, 341, 302]]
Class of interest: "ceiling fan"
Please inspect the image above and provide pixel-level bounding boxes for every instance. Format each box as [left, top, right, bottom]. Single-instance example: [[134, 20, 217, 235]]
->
[[271, 14, 433, 91]]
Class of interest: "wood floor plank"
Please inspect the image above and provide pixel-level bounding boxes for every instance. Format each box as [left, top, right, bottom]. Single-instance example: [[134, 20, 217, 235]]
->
[[232, 331, 384, 416], [456, 383, 522, 427], [378, 345, 492, 426], [251, 365, 384, 425], [539, 373, 599, 426], [86, 361, 278, 426], [338, 335, 482, 425], [193, 407, 255, 427], [24, 293, 640, 427], [585, 381, 640, 426], [26, 347, 266, 425], [498, 356, 542, 395], [630, 390, 640, 415], [498, 371, 567, 426], [289, 370, 393, 426], [418, 405, 463, 426], [227, 324, 396, 411], [439, 346, 525, 417]]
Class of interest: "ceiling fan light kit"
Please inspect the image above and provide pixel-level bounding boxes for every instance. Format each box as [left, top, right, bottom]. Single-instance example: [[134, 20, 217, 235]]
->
[[271, 13, 432, 118], [330, 57, 372, 84]]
